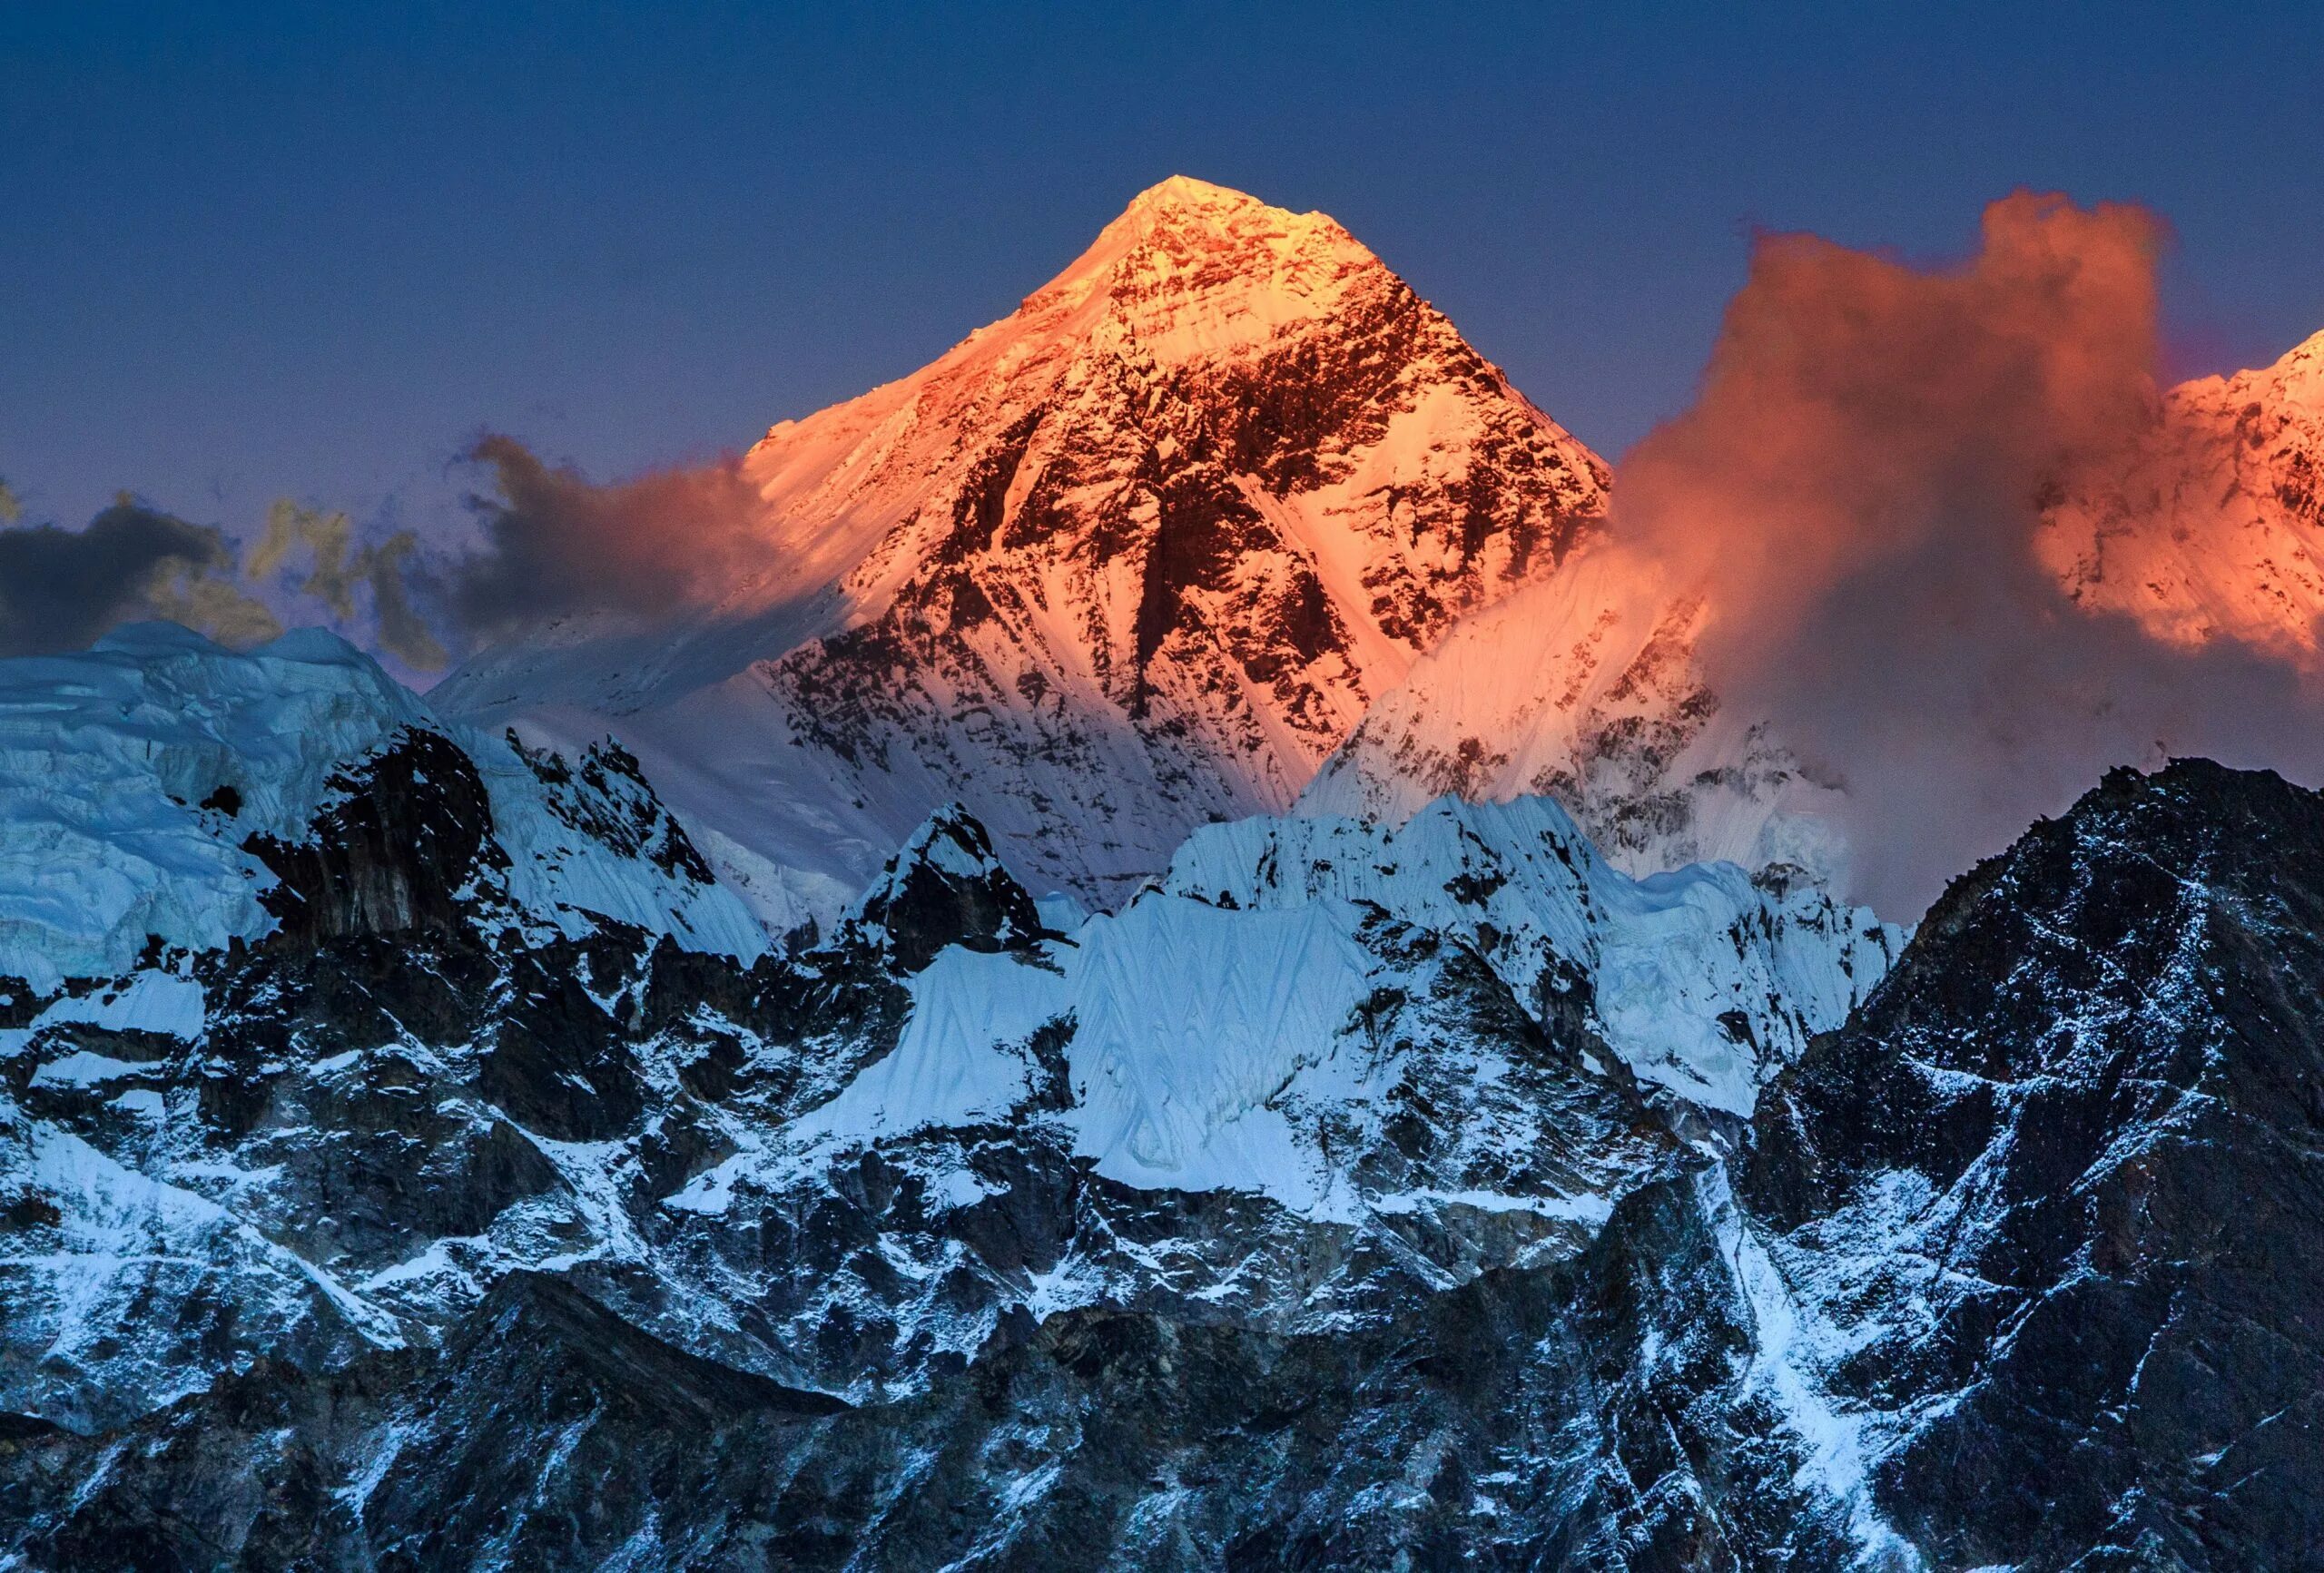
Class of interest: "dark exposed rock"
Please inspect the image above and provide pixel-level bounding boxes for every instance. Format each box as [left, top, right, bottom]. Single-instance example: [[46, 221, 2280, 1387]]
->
[[244, 728, 506, 947], [5, 758, 2323, 1568], [1745, 760, 2324, 1570], [836, 803, 1047, 975], [512, 731, 720, 886]]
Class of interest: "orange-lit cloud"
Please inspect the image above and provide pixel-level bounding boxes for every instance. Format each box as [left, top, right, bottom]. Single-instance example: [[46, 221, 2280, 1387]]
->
[[1616, 192, 2324, 911], [451, 435, 768, 644]]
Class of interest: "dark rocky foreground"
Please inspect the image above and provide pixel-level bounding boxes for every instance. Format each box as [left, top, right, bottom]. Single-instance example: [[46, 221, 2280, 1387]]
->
[[1, 758, 2319, 1569]]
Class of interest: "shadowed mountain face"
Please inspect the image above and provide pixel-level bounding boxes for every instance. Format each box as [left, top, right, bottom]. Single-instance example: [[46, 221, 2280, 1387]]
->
[[5, 661, 2319, 1568], [1743, 759, 2324, 1569]]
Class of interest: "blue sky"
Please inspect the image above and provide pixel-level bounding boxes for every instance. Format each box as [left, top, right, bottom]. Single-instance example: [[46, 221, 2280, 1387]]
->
[[4, 2, 2319, 544]]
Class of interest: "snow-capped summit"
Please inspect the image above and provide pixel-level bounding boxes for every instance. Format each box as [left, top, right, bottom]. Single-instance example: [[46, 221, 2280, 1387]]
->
[[2039, 324, 2324, 662], [832, 802, 1046, 973], [436, 176, 1610, 910]]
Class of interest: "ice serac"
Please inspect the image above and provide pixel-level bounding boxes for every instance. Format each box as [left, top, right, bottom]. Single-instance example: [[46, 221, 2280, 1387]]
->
[[1161, 792, 1900, 1114], [434, 175, 1609, 909]]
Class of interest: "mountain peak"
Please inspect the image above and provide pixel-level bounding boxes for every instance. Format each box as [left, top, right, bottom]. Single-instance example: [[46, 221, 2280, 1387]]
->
[[1022, 174, 1374, 340], [835, 803, 1044, 974], [1118, 173, 1272, 222], [447, 173, 1609, 912]]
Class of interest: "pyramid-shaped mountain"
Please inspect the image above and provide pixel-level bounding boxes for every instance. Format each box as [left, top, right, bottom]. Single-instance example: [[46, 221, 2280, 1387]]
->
[[436, 177, 1609, 910]]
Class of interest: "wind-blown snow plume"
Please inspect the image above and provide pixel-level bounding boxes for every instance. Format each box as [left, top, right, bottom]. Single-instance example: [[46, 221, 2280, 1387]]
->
[[1617, 191, 2324, 911], [451, 435, 767, 643]]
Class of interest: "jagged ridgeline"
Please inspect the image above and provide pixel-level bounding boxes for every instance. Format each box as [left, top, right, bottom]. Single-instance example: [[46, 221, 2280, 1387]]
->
[[7, 176, 2324, 1569], [1, 622, 2319, 1568]]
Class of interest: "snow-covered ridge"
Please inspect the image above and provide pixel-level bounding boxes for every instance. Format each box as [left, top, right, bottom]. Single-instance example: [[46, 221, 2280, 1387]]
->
[[740, 786, 1899, 1244], [0, 623, 763, 990], [1161, 792, 1901, 1114], [2038, 325, 2324, 663]]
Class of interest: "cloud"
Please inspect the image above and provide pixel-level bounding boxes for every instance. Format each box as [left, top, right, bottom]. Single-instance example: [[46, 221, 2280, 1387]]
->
[[0, 498, 281, 659], [1614, 191, 2324, 913], [0, 484, 471, 674], [251, 499, 448, 670], [449, 435, 768, 644]]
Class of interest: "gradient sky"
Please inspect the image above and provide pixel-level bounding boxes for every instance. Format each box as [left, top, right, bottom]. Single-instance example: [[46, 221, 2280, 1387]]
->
[[4, 2, 2321, 547]]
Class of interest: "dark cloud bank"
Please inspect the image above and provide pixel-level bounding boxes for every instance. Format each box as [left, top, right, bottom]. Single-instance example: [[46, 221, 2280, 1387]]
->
[[0, 492, 441, 670], [0, 433, 769, 670], [0, 498, 278, 659]]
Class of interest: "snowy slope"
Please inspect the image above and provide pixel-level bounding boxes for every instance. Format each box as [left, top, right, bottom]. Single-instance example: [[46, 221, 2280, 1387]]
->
[[1161, 792, 1899, 1112], [2038, 326, 2324, 662], [784, 896, 1382, 1216], [748, 785, 1897, 1255], [436, 176, 1610, 907], [1298, 543, 1849, 880], [0, 624, 763, 990]]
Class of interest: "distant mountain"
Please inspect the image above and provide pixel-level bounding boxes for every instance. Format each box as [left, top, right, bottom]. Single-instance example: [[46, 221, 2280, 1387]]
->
[[1305, 327, 2324, 890], [435, 176, 1609, 912], [2039, 326, 2324, 661], [432, 171, 2323, 923]]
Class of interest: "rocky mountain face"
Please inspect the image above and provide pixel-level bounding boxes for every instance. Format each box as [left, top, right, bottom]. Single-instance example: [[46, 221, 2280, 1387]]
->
[[3, 605, 2317, 1568], [436, 177, 1610, 912], [1741, 758, 2324, 1568]]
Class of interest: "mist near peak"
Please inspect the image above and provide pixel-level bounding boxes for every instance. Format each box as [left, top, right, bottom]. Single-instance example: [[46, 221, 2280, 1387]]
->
[[1612, 191, 2324, 914], [448, 435, 771, 646]]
